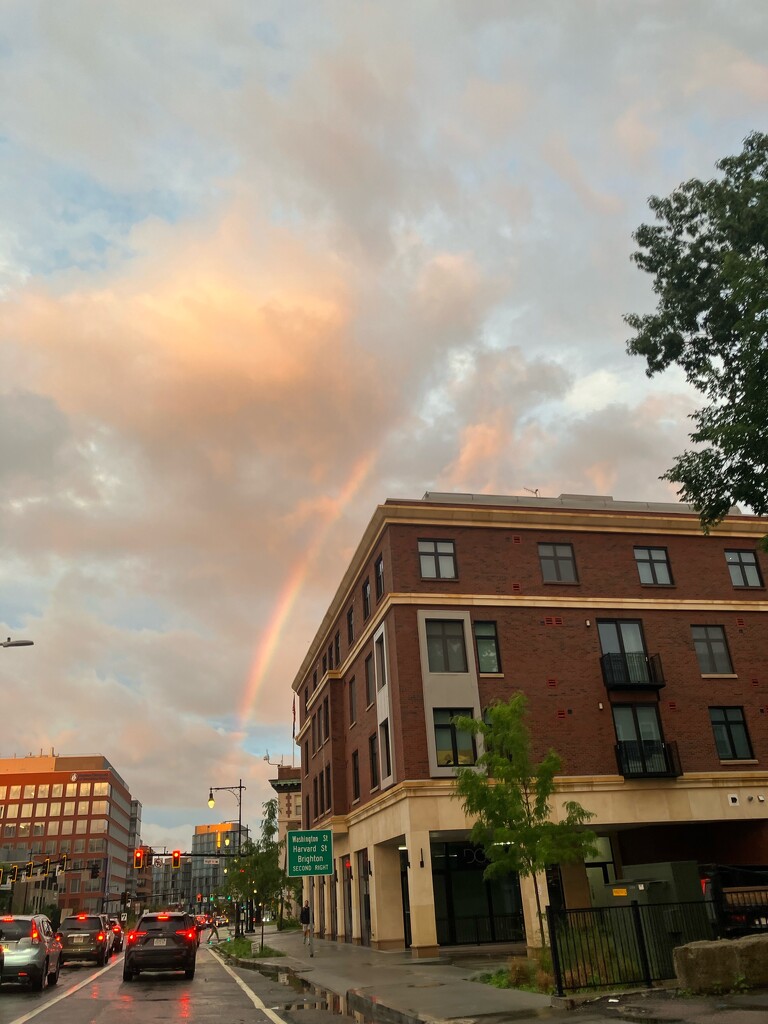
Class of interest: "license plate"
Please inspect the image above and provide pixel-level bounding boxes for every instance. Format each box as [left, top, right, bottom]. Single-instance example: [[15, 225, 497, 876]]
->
[[153, 938, 167, 946], [74, 935, 87, 944]]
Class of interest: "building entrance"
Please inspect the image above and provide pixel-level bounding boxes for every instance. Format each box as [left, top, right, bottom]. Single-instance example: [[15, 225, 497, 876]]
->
[[431, 840, 525, 945]]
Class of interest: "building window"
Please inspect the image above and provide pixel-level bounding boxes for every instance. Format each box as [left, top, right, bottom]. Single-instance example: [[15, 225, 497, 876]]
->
[[634, 547, 673, 585], [375, 634, 387, 690], [328, 642, 334, 669], [334, 632, 340, 666], [352, 751, 360, 800], [474, 622, 501, 673], [347, 607, 355, 644], [538, 543, 578, 583], [322, 654, 327, 675], [726, 550, 763, 588], [348, 677, 356, 724], [304, 741, 309, 775], [426, 619, 468, 673], [325, 765, 331, 811], [313, 778, 318, 819], [709, 707, 753, 760], [433, 709, 477, 766], [369, 733, 379, 789], [598, 620, 650, 684], [692, 625, 733, 674], [380, 719, 392, 778], [305, 795, 310, 828], [311, 715, 317, 753], [313, 669, 318, 690], [362, 579, 371, 619], [375, 556, 385, 599], [365, 653, 375, 706], [323, 697, 330, 741], [319, 772, 325, 812], [418, 539, 457, 579]]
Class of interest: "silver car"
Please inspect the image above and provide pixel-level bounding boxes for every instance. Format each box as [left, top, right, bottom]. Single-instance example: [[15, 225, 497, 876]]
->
[[0, 913, 62, 989]]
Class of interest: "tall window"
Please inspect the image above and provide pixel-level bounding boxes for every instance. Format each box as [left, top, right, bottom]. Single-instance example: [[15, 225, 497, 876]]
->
[[347, 607, 355, 644], [709, 707, 753, 760], [538, 543, 578, 582], [362, 579, 371, 619], [348, 677, 356, 724], [375, 635, 387, 690], [375, 556, 385, 599], [319, 772, 325, 813], [365, 653, 375, 706], [634, 547, 673, 585], [419, 539, 457, 579], [334, 632, 340, 666], [474, 621, 501, 672], [725, 550, 763, 588], [598, 620, 649, 684], [426, 619, 468, 673], [433, 709, 476, 766], [313, 778, 318, 819], [352, 751, 360, 801], [303, 741, 309, 775], [380, 719, 392, 778], [692, 625, 733, 674], [325, 765, 332, 811], [369, 734, 379, 789], [323, 697, 330, 741]]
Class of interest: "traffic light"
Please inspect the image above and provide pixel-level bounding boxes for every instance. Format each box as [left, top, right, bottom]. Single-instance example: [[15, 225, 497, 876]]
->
[[25, 861, 34, 877], [133, 848, 144, 870], [90, 860, 101, 879], [0, 867, 3, 884], [10, 865, 18, 882], [44, 857, 51, 876], [59, 854, 68, 872], [171, 850, 181, 869]]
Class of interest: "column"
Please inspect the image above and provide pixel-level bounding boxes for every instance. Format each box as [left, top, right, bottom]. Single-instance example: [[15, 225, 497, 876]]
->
[[369, 844, 404, 950], [405, 830, 438, 958]]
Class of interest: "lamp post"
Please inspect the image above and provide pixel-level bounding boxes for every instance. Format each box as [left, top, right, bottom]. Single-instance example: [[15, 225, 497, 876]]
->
[[1, 637, 34, 647], [207, 779, 246, 938]]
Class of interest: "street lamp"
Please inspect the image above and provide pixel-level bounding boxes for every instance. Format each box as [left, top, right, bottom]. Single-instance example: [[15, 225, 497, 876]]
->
[[2, 637, 34, 647], [207, 779, 246, 938]]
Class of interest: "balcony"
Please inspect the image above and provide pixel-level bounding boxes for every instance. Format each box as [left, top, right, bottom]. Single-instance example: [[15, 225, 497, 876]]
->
[[615, 739, 682, 779], [600, 652, 665, 690]]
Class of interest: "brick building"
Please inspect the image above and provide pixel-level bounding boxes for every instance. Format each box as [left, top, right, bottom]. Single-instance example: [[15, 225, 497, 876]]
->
[[0, 753, 133, 915], [292, 492, 768, 957], [269, 764, 301, 918]]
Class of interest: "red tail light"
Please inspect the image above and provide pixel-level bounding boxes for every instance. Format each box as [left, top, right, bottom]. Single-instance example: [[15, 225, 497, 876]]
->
[[30, 924, 41, 943], [157, 914, 170, 920], [176, 928, 196, 941], [126, 930, 146, 944], [96, 931, 106, 942], [112, 924, 121, 932]]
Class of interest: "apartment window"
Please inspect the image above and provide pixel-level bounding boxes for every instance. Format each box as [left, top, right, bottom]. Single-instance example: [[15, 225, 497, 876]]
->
[[319, 772, 325, 812], [323, 697, 330, 741], [375, 556, 385, 599], [93, 783, 109, 797], [726, 550, 763, 588], [419, 539, 457, 579], [474, 622, 501, 673], [369, 733, 379, 789], [347, 607, 355, 644], [24, 785, 35, 799], [305, 795, 310, 828], [50, 802, 61, 816], [362, 579, 371, 619], [311, 715, 317, 753], [35, 802, 47, 817], [692, 625, 733, 674], [47, 821, 58, 835], [303, 686, 308, 713], [426, 619, 468, 673], [380, 719, 392, 778], [328, 642, 334, 669], [538, 543, 578, 583], [6, 804, 17, 819], [325, 765, 332, 811], [322, 654, 327, 675], [38, 785, 49, 798], [634, 547, 673, 585], [352, 751, 360, 800], [79, 783, 91, 796], [313, 778, 318, 819], [433, 709, 477, 767], [4, 824, 15, 837], [19, 823, 30, 837], [63, 801, 75, 816], [9, 785, 20, 799], [313, 669, 318, 690], [365, 653, 375, 706], [303, 741, 309, 775], [334, 632, 340, 666], [21, 803, 32, 818], [375, 634, 387, 690], [66, 784, 76, 797], [598, 620, 649, 684], [348, 677, 357, 724], [709, 707, 753, 760]]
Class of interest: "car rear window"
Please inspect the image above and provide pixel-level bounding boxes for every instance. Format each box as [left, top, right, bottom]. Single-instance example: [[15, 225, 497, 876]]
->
[[0, 919, 33, 940], [142, 915, 186, 933], [62, 916, 102, 931]]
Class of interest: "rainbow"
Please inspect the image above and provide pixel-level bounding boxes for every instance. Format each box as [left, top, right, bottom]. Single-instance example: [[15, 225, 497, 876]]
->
[[238, 450, 377, 730]]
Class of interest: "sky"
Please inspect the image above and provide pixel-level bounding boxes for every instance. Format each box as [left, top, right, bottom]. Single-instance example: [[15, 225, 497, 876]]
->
[[0, 1, 765, 851]]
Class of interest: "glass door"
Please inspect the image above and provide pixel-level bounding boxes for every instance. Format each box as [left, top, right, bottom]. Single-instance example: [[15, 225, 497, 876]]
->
[[613, 705, 665, 774], [598, 621, 648, 684]]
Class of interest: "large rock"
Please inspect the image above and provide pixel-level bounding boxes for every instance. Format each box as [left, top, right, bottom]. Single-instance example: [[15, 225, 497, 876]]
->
[[674, 934, 768, 993]]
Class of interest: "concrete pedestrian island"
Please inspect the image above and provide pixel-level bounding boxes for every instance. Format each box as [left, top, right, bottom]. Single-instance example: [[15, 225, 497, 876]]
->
[[673, 933, 768, 994]]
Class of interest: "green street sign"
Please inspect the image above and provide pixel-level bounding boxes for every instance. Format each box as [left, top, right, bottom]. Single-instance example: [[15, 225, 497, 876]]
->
[[287, 829, 333, 877]]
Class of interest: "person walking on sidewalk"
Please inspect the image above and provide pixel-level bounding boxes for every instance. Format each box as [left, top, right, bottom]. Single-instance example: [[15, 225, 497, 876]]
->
[[300, 900, 311, 944]]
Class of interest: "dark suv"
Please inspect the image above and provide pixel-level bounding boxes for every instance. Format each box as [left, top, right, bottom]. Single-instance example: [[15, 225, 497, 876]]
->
[[123, 911, 197, 981], [58, 913, 114, 966]]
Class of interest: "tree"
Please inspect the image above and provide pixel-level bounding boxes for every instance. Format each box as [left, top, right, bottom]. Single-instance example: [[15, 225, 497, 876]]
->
[[455, 695, 597, 946], [217, 799, 287, 932], [625, 131, 768, 536]]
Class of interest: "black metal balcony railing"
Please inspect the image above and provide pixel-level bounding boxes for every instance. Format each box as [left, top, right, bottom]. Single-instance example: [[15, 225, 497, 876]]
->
[[600, 651, 665, 690], [615, 739, 682, 778]]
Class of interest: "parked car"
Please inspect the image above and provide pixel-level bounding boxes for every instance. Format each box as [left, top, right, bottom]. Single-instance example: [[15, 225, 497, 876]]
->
[[0, 913, 61, 989], [123, 911, 197, 981], [108, 919, 124, 952], [58, 913, 114, 966]]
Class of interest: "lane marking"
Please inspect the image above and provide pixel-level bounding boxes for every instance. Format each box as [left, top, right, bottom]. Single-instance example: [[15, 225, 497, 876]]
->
[[209, 951, 287, 1024], [6, 957, 119, 1024]]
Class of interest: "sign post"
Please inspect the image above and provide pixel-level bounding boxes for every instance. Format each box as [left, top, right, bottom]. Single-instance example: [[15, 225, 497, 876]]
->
[[287, 830, 333, 958]]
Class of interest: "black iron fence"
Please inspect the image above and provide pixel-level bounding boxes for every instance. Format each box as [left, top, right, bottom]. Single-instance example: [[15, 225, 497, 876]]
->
[[546, 893, 768, 995]]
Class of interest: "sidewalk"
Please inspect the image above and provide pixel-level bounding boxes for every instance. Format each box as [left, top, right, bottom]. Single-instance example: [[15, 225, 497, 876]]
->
[[234, 925, 768, 1024]]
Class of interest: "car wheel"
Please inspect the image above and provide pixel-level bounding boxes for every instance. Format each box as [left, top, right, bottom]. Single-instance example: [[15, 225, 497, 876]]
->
[[122, 964, 133, 982], [48, 958, 61, 986], [34, 963, 47, 991], [97, 950, 106, 967]]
